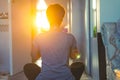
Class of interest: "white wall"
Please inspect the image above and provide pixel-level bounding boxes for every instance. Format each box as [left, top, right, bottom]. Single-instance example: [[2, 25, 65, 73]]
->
[[71, 0, 86, 62], [0, 0, 32, 75], [0, 0, 10, 73], [11, 0, 32, 75]]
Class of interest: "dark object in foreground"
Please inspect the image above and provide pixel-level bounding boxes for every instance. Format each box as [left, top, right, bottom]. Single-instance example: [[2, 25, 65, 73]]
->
[[24, 62, 84, 80], [70, 62, 85, 80]]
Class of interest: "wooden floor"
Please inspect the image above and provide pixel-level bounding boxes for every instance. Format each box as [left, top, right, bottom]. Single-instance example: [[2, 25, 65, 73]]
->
[[7, 71, 92, 80]]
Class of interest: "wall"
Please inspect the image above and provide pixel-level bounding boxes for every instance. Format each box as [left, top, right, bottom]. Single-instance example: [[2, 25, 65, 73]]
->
[[11, 0, 32, 75], [71, 0, 86, 62], [100, 0, 120, 26], [91, 0, 120, 79], [0, 0, 10, 73], [89, 0, 100, 79], [0, 0, 32, 75], [99, 0, 120, 79]]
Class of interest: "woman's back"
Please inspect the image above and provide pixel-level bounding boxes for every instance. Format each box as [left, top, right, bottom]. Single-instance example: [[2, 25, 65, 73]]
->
[[34, 31, 76, 80]]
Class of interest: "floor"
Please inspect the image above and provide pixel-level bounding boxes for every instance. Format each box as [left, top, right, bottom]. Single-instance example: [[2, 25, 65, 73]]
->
[[7, 71, 92, 80]]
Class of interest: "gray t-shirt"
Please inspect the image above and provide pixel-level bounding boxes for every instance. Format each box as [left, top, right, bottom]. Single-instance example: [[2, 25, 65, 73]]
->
[[33, 31, 77, 80]]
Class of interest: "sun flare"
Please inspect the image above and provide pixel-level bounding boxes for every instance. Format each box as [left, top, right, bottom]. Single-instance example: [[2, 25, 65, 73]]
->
[[35, 0, 50, 67], [35, 0, 50, 33]]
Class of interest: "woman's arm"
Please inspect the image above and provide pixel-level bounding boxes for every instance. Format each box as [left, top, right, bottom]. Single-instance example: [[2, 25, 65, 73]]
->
[[31, 45, 41, 62]]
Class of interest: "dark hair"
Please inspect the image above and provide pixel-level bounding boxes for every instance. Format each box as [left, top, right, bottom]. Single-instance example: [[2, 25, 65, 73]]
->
[[46, 4, 65, 27]]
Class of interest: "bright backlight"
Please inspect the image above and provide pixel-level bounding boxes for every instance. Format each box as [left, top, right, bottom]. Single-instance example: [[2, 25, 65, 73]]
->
[[37, 0, 47, 10], [35, 0, 50, 33]]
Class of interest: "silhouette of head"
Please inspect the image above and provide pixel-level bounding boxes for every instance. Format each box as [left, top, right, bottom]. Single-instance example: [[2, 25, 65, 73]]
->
[[46, 4, 65, 28]]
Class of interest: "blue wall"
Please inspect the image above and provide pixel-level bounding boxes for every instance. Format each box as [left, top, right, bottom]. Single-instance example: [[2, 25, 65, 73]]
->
[[100, 0, 120, 25]]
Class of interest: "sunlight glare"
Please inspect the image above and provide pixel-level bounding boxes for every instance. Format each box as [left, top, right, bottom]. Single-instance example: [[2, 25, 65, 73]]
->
[[37, 0, 47, 10], [35, 0, 50, 33]]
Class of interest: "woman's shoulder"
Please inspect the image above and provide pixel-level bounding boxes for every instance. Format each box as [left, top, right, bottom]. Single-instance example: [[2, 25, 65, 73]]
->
[[66, 33, 75, 38], [61, 32, 75, 39]]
